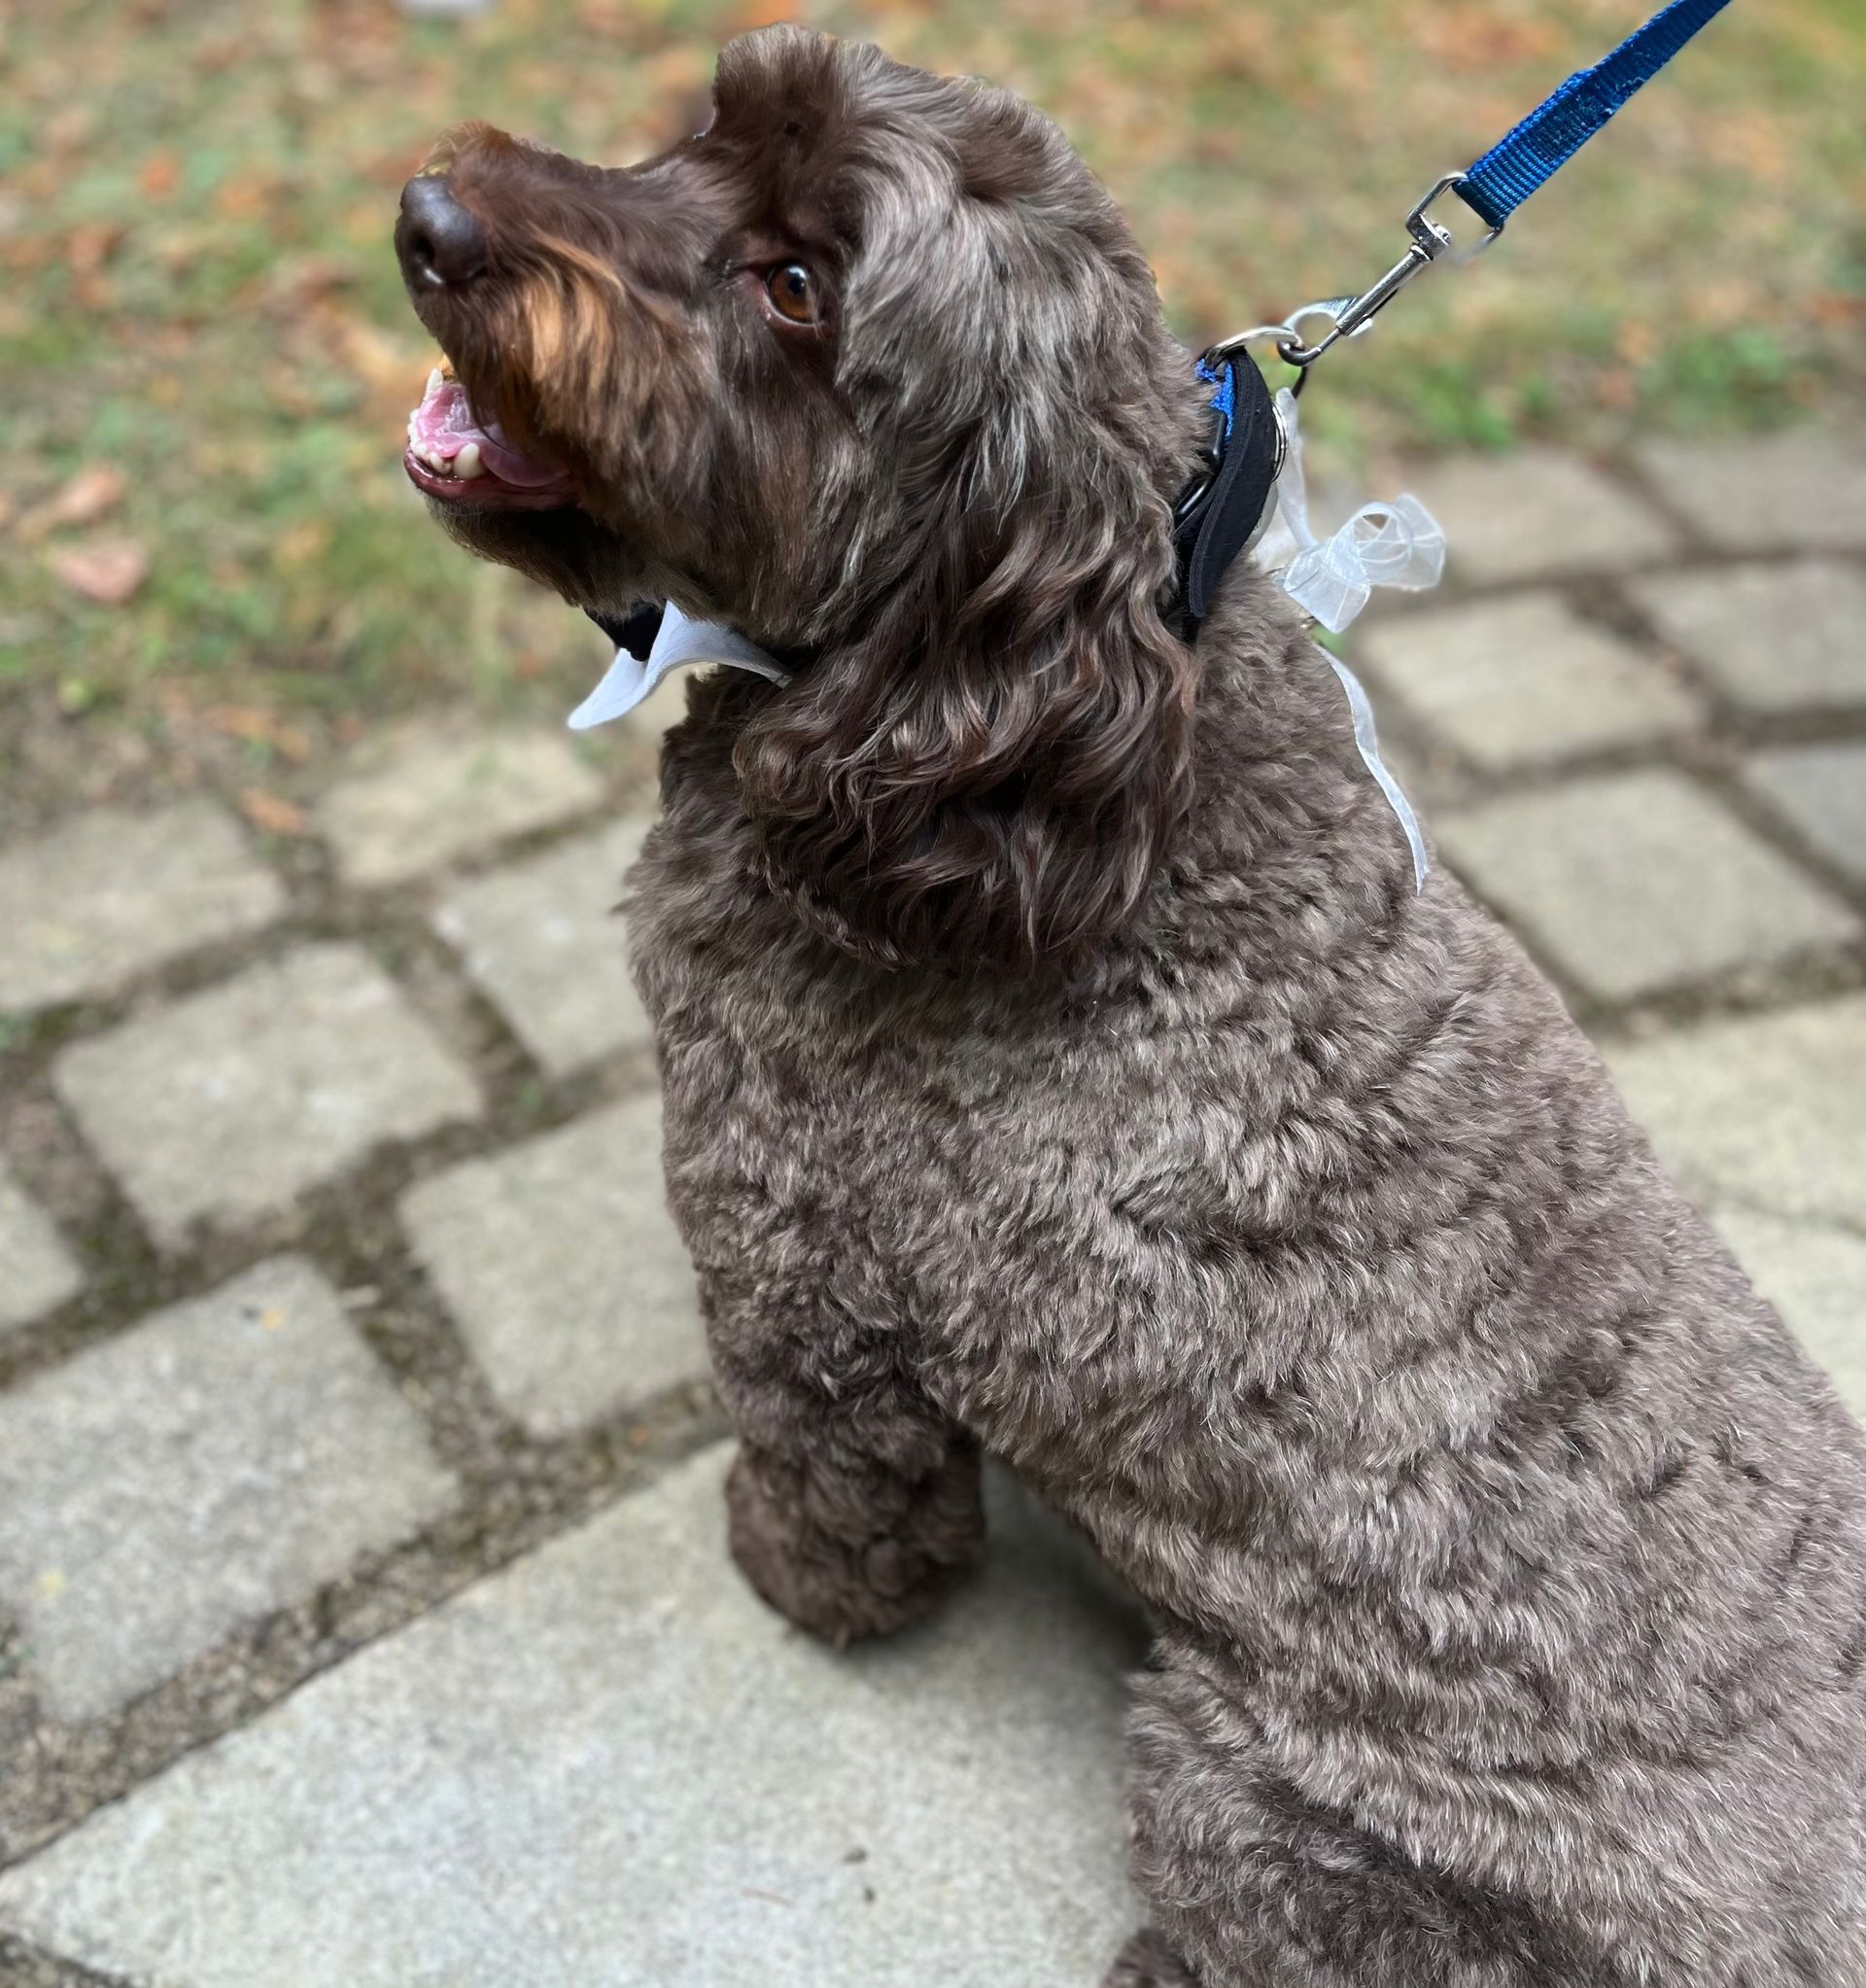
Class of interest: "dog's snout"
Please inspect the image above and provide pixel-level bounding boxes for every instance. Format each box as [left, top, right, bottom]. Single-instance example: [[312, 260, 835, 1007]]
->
[[397, 174, 488, 290]]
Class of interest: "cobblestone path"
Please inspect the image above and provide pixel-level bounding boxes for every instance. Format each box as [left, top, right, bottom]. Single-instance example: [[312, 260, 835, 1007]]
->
[[0, 426, 1861, 1986]]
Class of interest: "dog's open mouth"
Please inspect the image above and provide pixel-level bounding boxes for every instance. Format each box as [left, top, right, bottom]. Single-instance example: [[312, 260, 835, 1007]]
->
[[403, 365, 576, 511]]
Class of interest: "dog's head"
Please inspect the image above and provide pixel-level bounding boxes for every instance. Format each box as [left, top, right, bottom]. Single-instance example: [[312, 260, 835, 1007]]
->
[[397, 26, 1211, 972]]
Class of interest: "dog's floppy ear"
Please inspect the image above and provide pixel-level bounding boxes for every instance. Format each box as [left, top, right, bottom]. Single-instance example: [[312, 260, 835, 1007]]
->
[[732, 440, 1198, 975]]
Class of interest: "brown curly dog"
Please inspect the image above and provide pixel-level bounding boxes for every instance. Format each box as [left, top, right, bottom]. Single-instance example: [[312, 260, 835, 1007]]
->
[[395, 26, 1866, 1984]]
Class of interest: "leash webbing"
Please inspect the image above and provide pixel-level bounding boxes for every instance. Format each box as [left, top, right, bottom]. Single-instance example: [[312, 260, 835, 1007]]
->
[[1215, 0, 1738, 376], [1457, 0, 1735, 229]]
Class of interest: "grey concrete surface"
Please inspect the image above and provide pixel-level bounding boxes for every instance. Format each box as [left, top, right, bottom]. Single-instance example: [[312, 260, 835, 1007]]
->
[[1359, 593, 1700, 769], [1404, 449, 1678, 585], [0, 802, 283, 1014], [1744, 742, 1866, 882], [0, 1166, 83, 1335], [1713, 1208, 1866, 1423], [1437, 770, 1860, 1000], [399, 1096, 703, 1435], [0, 1258, 456, 1721], [1636, 427, 1866, 554], [432, 819, 654, 1074], [0, 1447, 1146, 1987], [1629, 561, 1866, 714], [53, 943, 480, 1245], [316, 729, 605, 887], [1607, 994, 1866, 1226]]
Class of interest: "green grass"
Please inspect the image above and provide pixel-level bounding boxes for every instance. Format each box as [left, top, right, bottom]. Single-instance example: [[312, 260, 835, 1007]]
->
[[0, 0, 1861, 761]]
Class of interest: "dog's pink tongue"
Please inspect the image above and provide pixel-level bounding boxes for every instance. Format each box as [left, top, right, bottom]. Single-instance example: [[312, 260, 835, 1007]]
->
[[408, 374, 567, 490]]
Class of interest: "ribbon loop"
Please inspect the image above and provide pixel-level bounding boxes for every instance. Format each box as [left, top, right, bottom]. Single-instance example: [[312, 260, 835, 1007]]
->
[[1255, 389, 1444, 635]]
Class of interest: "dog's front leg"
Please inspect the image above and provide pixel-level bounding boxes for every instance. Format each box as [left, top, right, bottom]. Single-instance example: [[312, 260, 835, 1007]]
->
[[709, 1309, 985, 1648]]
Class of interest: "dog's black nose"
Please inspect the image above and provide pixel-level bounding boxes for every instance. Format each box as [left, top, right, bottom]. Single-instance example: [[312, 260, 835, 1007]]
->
[[397, 174, 488, 290]]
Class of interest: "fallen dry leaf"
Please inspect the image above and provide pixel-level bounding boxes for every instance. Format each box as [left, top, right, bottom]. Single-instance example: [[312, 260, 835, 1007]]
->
[[42, 104, 95, 155], [730, 0, 803, 26], [139, 152, 180, 197], [239, 788, 309, 837], [66, 222, 125, 276], [214, 175, 283, 223], [66, 221, 126, 309], [262, 253, 360, 313], [270, 519, 333, 572], [209, 703, 313, 761], [1809, 291, 1866, 328], [0, 235, 57, 276], [17, 463, 126, 541], [49, 539, 150, 605]]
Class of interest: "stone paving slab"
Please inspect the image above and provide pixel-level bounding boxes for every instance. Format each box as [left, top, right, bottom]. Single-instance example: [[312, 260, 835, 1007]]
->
[[54, 944, 480, 1246], [0, 1257, 457, 1722], [1628, 561, 1866, 715], [315, 730, 605, 888], [0, 1446, 1146, 1988], [0, 1166, 82, 1336], [1402, 449, 1678, 586], [432, 819, 653, 1075], [1743, 742, 1866, 882], [0, 802, 284, 1015], [1713, 1208, 1866, 1425], [1437, 770, 1861, 1001], [1636, 427, 1866, 554], [1357, 594, 1700, 770], [399, 1097, 702, 1437], [1607, 994, 1866, 1227]]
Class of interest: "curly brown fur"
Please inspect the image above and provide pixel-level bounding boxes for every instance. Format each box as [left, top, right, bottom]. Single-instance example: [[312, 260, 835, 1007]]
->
[[400, 27, 1866, 1984]]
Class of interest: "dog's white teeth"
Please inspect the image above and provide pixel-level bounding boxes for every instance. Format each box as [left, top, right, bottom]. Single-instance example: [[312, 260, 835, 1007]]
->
[[454, 440, 485, 480], [427, 367, 444, 398]]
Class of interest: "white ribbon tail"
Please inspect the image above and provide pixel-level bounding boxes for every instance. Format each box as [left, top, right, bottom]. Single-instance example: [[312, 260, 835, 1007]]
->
[[569, 601, 793, 730], [1325, 651, 1431, 893]]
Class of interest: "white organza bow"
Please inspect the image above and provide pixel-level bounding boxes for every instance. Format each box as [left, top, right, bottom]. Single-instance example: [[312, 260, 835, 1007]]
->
[[1254, 388, 1445, 635], [1254, 387, 1438, 890]]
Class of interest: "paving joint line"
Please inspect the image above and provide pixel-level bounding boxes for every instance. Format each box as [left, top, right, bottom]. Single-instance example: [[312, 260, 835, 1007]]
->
[[0, 1932, 133, 1988]]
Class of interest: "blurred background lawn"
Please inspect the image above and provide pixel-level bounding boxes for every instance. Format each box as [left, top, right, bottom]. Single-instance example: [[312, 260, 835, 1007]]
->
[[0, 0, 1861, 792]]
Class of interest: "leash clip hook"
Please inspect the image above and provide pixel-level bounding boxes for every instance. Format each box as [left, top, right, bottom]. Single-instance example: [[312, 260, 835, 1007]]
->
[[1216, 170, 1503, 374]]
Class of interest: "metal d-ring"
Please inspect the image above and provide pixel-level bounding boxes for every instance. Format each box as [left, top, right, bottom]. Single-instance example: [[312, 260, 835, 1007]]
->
[[1208, 303, 1352, 396]]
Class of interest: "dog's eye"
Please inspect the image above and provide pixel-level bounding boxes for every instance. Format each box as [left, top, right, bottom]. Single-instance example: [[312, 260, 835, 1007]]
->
[[764, 262, 819, 326]]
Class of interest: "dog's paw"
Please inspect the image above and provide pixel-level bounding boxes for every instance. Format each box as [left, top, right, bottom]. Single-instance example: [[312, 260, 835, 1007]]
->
[[1102, 1929, 1201, 1988], [724, 1450, 980, 1649]]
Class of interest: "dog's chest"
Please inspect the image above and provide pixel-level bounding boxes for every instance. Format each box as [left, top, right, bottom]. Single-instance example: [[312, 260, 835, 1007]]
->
[[619, 798, 1322, 1490], [626, 817, 1040, 1301]]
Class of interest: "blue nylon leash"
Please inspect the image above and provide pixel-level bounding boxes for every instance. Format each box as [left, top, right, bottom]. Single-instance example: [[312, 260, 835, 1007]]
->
[[1213, 0, 1736, 376], [1458, 0, 1734, 229], [1197, 1, 1735, 891]]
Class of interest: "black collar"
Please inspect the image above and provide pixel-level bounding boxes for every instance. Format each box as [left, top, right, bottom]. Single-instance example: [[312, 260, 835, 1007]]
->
[[585, 351, 1281, 665], [1169, 349, 1283, 640], [585, 599, 666, 661]]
